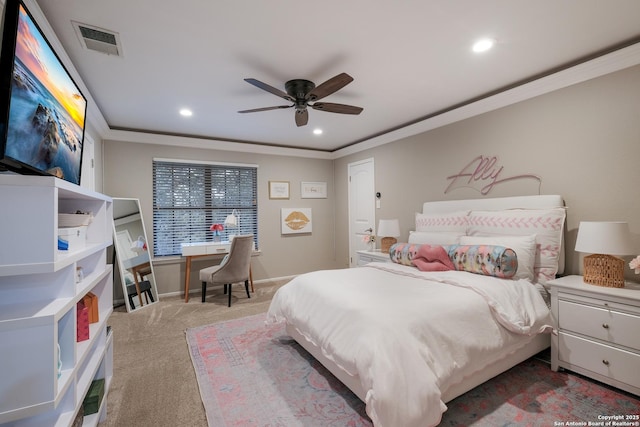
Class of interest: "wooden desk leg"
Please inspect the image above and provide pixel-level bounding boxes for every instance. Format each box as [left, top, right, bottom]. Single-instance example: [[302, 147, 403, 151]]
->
[[185, 256, 192, 303], [249, 265, 254, 293]]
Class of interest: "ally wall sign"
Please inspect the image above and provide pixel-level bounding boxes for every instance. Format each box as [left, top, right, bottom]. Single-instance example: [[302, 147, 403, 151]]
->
[[445, 155, 542, 195]]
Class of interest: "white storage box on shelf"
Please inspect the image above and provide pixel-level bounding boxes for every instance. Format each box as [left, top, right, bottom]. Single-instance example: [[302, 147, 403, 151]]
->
[[0, 175, 114, 426], [58, 226, 87, 251], [58, 213, 93, 228]]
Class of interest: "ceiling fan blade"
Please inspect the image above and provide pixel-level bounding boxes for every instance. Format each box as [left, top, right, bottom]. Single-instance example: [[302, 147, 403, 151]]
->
[[238, 105, 292, 113], [295, 109, 308, 127], [244, 78, 294, 102], [307, 73, 354, 101], [311, 102, 363, 115]]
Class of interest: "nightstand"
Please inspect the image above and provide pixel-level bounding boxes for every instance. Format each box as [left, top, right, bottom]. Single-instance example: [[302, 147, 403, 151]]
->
[[356, 250, 391, 266], [545, 275, 640, 396]]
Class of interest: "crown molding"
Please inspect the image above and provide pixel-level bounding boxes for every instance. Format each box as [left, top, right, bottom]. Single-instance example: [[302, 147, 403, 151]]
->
[[93, 40, 640, 160], [332, 42, 640, 159], [104, 130, 333, 160]]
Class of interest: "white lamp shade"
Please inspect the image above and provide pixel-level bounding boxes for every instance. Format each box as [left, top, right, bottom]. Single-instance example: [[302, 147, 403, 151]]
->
[[224, 209, 239, 227], [131, 236, 146, 253], [377, 219, 400, 238], [575, 221, 634, 256]]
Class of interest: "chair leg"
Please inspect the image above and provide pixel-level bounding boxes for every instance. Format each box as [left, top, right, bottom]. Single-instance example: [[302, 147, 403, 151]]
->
[[201, 282, 207, 303], [245, 280, 250, 299], [228, 283, 232, 307], [223, 284, 227, 294]]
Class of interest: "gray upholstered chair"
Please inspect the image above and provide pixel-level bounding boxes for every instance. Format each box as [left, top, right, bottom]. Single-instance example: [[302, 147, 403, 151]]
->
[[199, 234, 253, 307]]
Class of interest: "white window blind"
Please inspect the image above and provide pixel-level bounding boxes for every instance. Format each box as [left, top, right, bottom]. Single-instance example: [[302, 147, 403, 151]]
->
[[152, 160, 258, 256]]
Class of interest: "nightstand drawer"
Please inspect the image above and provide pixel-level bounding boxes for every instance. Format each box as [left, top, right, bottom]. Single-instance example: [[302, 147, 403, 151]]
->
[[559, 332, 640, 390], [559, 300, 640, 350], [356, 250, 391, 266], [358, 254, 376, 264]]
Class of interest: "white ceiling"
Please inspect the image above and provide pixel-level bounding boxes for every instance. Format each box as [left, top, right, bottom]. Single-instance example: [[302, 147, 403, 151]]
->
[[33, 0, 640, 154]]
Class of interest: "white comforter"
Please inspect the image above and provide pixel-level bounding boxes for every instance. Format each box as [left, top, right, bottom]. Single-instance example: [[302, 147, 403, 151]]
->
[[266, 262, 553, 427]]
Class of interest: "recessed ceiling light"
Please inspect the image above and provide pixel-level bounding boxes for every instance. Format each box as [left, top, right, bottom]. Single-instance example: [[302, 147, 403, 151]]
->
[[313, 128, 323, 135], [472, 38, 495, 53], [179, 108, 193, 117]]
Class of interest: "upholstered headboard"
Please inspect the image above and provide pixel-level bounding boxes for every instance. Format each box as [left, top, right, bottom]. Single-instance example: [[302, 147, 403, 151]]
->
[[422, 195, 564, 215], [421, 195, 566, 276]]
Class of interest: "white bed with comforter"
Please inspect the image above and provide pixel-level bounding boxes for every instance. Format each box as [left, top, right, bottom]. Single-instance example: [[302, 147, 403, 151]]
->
[[267, 195, 567, 427]]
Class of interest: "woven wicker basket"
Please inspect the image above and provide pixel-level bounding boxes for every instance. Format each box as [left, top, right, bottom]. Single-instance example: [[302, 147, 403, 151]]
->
[[583, 254, 625, 288], [380, 237, 397, 254]]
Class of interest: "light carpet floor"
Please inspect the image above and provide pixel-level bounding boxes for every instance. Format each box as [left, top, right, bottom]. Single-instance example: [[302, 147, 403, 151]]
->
[[103, 279, 640, 427], [101, 279, 290, 427]]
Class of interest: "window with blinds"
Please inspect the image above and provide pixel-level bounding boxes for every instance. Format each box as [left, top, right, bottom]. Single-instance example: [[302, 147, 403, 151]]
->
[[152, 160, 258, 256]]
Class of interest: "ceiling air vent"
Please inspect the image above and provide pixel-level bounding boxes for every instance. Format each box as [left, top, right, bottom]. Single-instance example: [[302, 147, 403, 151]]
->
[[72, 22, 122, 57]]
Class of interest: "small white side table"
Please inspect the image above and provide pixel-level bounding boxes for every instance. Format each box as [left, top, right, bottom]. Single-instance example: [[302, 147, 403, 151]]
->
[[545, 274, 640, 396], [356, 250, 391, 266]]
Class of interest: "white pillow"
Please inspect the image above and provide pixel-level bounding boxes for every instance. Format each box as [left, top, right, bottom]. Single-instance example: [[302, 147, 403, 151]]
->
[[467, 208, 566, 284], [408, 231, 463, 245], [459, 235, 536, 282], [415, 211, 469, 233]]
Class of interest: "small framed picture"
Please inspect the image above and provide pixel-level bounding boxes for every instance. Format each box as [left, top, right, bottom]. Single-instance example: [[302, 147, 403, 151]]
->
[[281, 208, 312, 234], [301, 182, 327, 199], [269, 181, 290, 199]]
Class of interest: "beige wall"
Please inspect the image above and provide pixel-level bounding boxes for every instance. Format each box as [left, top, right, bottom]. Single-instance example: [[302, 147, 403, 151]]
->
[[104, 64, 640, 295], [335, 64, 640, 279], [103, 141, 338, 295]]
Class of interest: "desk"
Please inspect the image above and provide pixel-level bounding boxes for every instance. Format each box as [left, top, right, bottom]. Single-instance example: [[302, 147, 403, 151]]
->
[[181, 241, 254, 303]]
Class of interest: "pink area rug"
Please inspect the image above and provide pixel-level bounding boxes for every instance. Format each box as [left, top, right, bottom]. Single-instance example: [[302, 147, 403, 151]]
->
[[186, 313, 640, 426]]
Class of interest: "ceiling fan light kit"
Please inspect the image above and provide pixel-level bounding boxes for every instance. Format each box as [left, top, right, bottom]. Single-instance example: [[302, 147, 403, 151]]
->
[[239, 72, 363, 127]]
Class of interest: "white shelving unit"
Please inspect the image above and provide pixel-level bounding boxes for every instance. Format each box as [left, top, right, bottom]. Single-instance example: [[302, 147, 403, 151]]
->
[[0, 175, 114, 426]]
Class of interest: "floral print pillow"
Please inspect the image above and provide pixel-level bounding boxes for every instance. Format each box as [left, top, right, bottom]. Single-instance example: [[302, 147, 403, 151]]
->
[[389, 243, 422, 266], [447, 244, 518, 279]]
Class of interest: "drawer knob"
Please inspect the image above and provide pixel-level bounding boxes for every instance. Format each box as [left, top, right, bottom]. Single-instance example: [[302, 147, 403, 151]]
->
[[602, 359, 610, 366], [602, 323, 609, 329]]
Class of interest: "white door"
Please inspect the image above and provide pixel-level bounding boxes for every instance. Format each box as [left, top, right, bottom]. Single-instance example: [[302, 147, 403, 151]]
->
[[348, 158, 375, 267], [115, 230, 137, 260], [80, 134, 95, 191]]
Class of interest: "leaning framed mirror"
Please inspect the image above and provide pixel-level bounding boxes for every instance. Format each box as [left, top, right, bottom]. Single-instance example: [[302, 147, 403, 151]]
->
[[112, 198, 159, 311]]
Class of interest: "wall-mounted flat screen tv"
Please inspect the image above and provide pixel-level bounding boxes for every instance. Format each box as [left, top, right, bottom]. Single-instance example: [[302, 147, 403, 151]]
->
[[0, 0, 87, 185]]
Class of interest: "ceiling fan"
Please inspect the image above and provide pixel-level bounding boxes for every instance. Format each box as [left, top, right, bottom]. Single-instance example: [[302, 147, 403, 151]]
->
[[238, 72, 363, 127]]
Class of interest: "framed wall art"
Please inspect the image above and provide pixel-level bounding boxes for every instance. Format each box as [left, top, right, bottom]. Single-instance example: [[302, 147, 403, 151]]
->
[[281, 208, 312, 234], [269, 181, 290, 199], [301, 181, 327, 199]]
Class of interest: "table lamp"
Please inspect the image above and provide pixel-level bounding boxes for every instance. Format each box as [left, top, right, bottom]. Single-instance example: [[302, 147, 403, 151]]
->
[[224, 209, 239, 228], [378, 219, 400, 253], [575, 221, 634, 288], [131, 236, 147, 253]]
